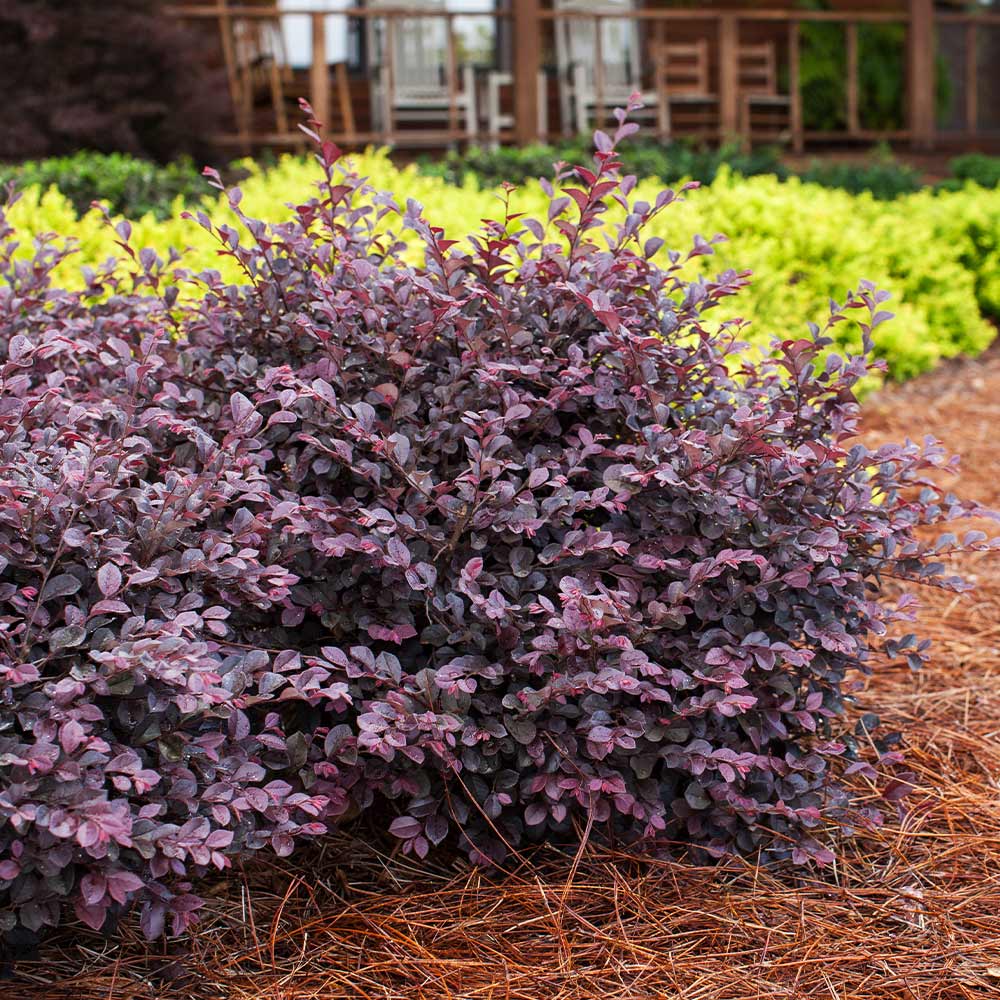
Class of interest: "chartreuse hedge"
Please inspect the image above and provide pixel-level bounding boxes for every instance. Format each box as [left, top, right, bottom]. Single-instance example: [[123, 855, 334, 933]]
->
[[7, 150, 998, 383]]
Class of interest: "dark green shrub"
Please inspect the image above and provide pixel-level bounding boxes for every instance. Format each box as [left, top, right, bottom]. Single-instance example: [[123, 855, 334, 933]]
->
[[949, 153, 1000, 190], [0, 152, 209, 220], [416, 139, 930, 202], [798, 147, 921, 200], [418, 138, 787, 188]]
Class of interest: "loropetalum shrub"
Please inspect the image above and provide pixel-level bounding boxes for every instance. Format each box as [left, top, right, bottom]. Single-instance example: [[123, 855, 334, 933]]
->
[[0, 100, 994, 944]]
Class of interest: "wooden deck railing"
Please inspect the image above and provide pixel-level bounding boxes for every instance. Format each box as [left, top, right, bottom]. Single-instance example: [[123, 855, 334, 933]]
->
[[937, 8, 1000, 142], [168, 3, 999, 152]]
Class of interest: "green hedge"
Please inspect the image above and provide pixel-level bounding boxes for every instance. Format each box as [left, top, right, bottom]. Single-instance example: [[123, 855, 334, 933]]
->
[[797, 147, 922, 201], [945, 154, 1000, 192], [0, 151, 211, 220], [419, 141, 1000, 204], [418, 139, 790, 189], [7, 146, 1000, 224]]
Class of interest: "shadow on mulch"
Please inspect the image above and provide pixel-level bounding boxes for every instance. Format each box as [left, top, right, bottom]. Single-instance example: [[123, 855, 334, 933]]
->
[[8, 349, 1000, 1000]]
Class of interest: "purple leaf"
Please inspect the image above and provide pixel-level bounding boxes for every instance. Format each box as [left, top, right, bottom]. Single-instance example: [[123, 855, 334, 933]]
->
[[388, 816, 422, 840]]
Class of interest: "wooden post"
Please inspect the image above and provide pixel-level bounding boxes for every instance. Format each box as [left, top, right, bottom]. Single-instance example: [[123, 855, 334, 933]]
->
[[310, 12, 331, 137], [594, 16, 606, 130], [217, 2, 249, 150], [383, 16, 397, 143], [846, 21, 859, 137], [789, 20, 802, 154], [908, 0, 935, 150], [447, 13, 460, 139], [513, 0, 541, 144], [335, 62, 356, 143], [966, 21, 978, 136], [719, 14, 739, 141]]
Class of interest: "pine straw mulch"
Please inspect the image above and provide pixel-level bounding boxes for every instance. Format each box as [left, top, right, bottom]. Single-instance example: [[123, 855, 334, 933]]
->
[[10, 349, 1000, 1000]]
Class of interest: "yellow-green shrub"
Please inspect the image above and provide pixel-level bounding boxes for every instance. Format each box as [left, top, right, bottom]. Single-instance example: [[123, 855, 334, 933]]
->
[[7, 150, 997, 383]]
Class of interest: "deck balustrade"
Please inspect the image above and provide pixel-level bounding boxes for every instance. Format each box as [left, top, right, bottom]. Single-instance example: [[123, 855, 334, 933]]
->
[[168, 2, 1000, 151]]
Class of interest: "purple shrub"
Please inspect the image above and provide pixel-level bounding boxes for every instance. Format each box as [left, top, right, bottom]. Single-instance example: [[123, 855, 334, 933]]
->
[[0, 0, 226, 162], [0, 102, 993, 942]]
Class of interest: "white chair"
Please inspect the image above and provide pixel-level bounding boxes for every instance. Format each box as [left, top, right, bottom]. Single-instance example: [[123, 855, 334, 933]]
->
[[485, 70, 550, 147], [368, 0, 477, 142], [222, 0, 292, 137], [737, 42, 793, 149], [552, 0, 657, 136], [653, 39, 717, 142]]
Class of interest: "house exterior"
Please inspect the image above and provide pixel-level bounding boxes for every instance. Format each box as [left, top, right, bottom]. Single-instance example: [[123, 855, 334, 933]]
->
[[168, 0, 1000, 152]]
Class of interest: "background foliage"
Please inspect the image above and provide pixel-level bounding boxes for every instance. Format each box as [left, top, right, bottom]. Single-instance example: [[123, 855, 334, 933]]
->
[[419, 140, 790, 191], [8, 143, 1000, 224], [0, 153, 211, 222]]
